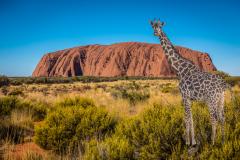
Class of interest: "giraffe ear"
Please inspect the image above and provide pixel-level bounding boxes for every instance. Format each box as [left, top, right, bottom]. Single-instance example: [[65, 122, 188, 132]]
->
[[161, 22, 166, 26], [149, 20, 153, 26]]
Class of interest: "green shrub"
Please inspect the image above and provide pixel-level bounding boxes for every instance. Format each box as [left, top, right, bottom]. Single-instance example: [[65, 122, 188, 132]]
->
[[9, 79, 23, 86], [16, 101, 48, 121], [72, 76, 79, 82], [34, 106, 117, 154], [121, 90, 150, 105], [31, 103, 48, 121], [128, 81, 141, 90], [83, 140, 105, 160], [95, 84, 108, 91], [34, 107, 83, 153], [199, 139, 240, 160], [0, 96, 47, 121], [103, 136, 134, 160], [159, 83, 179, 95], [161, 86, 172, 93], [8, 88, 24, 96], [0, 96, 18, 116], [115, 104, 184, 159], [56, 97, 95, 108], [81, 85, 91, 91], [75, 107, 116, 140], [111, 81, 150, 105], [84, 136, 134, 160], [225, 76, 240, 87], [34, 77, 48, 84]]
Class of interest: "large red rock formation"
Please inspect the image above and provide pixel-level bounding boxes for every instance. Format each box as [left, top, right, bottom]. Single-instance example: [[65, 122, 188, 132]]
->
[[32, 42, 216, 77]]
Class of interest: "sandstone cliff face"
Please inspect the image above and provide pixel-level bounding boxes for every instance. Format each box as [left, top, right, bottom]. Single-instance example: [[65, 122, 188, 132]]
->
[[32, 42, 216, 77]]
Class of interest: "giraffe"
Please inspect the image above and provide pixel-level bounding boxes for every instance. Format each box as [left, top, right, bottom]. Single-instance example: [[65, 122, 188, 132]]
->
[[150, 19, 229, 146]]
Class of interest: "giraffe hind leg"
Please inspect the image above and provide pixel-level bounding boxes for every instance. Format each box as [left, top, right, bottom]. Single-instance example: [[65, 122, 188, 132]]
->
[[210, 112, 217, 145], [218, 93, 225, 144], [190, 111, 196, 146], [184, 116, 190, 146], [207, 100, 218, 145]]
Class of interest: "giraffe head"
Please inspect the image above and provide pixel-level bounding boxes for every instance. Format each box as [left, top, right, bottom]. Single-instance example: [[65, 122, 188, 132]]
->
[[149, 19, 165, 36]]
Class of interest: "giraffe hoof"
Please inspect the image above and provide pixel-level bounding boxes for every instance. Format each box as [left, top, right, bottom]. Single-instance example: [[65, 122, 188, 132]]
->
[[188, 145, 199, 155], [222, 138, 225, 145], [192, 143, 197, 148], [186, 143, 190, 147]]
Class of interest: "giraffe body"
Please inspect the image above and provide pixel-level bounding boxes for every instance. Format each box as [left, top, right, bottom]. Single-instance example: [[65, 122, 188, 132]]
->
[[150, 19, 227, 146], [179, 70, 226, 145]]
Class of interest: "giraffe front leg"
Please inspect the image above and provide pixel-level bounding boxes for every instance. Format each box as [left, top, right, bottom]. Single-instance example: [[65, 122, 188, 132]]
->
[[208, 101, 218, 145], [184, 111, 190, 146], [210, 111, 217, 145], [183, 99, 195, 146], [190, 111, 196, 146], [211, 118, 217, 145]]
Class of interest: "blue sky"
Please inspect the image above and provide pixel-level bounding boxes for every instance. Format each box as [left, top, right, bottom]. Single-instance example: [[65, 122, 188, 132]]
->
[[0, 0, 239, 76]]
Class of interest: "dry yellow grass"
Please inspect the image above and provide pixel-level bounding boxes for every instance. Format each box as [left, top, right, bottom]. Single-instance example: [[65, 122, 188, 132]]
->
[[10, 109, 33, 129], [2, 79, 238, 118]]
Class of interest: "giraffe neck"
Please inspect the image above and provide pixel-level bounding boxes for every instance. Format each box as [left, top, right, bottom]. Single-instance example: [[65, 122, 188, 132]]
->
[[158, 30, 199, 77]]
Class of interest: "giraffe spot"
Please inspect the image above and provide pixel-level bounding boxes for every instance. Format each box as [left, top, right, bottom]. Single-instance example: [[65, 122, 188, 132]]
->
[[205, 81, 210, 84], [186, 81, 191, 85], [167, 45, 172, 50], [179, 59, 185, 64], [181, 62, 187, 68], [182, 69, 188, 75], [192, 75, 197, 79], [199, 78, 204, 83], [195, 86, 200, 90]]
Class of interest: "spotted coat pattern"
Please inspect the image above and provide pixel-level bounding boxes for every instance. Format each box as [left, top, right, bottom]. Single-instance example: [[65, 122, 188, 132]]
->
[[150, 19, 228, 146]]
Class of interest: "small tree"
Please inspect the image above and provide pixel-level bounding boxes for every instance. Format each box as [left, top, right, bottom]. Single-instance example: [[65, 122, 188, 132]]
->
[[0, 75, 10, 87]]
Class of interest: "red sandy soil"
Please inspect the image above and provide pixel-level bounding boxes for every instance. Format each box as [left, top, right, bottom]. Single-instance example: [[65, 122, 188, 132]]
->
[[4, 142, 47, 159]]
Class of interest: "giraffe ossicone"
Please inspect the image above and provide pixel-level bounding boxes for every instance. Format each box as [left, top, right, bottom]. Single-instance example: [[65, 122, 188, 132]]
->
[[150, 19, 229, 146]]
